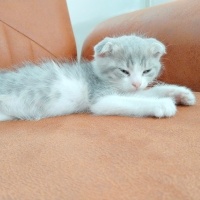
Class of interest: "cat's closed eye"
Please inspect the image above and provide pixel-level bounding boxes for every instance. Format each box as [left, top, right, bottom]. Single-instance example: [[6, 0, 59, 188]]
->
[[119, 69, 130, 76], [143, 69, 151, 75]]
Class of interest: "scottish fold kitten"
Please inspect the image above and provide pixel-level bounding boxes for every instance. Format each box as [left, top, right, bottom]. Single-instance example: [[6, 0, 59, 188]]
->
[[0, 35, 195, 121]]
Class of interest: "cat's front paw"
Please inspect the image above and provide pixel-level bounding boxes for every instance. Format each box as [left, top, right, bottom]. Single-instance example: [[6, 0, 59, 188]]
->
[[154, 98, 177, 118], [168, 86, 196, 106]]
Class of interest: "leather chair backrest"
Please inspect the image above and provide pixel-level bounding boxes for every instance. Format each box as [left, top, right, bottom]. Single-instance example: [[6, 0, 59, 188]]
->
[[0, 0, 77, 69]]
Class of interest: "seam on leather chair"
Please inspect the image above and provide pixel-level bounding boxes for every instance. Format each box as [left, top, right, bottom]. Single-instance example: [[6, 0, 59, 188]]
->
[[1, 22, 13, 62], [29, 41, 34, 61], [1, 21, 34, 65], [0, 19, 56, 58]]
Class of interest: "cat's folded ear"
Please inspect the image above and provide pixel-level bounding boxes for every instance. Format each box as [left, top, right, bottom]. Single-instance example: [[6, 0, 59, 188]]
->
[[94, 37, 121, 58], [148, 38, 166, 59]]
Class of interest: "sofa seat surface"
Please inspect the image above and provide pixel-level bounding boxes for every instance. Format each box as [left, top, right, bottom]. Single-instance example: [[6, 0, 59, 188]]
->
[[0, 92, 199, 200]]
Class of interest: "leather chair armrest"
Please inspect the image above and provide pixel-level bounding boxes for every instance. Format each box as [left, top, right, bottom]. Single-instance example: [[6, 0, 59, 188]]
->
[[81, 0, 200, 92]]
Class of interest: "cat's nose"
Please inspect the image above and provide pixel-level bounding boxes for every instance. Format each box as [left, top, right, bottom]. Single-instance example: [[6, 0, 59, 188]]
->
[[132, 82, 141, 89]]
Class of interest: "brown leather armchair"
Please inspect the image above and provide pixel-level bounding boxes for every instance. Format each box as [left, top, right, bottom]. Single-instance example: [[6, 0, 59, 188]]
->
[[0, 0, 199, 199]]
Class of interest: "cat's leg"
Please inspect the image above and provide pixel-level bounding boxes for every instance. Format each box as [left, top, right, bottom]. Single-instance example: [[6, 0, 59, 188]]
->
[[90, 95, 176, 118], [138, 84, 196, 106]]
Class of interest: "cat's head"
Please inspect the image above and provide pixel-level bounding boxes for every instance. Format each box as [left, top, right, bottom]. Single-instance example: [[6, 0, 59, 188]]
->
[[92, 35, 166, 92]]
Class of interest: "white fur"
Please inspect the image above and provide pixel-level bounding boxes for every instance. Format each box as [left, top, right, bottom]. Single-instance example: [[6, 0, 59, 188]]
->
[[90, 84, 195, 118], [136, 84, 196, 105], [0, 78, 89, 121], [0, 113, 13, 121], [48, 78, 89, 116], [91, 95, 177, 118]]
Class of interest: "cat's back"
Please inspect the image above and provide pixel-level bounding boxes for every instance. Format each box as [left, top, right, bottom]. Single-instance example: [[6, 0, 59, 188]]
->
[[0, 60, 88, 94], [0, 60, 70, 81], [0, 60, 78, 86]]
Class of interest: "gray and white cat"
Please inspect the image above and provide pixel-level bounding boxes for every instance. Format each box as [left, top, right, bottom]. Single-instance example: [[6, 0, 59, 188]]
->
[[0, 35, 195, 121]]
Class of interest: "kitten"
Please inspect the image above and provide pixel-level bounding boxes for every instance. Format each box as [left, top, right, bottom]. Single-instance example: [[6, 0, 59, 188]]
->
[[0, 35, 195, 121]]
